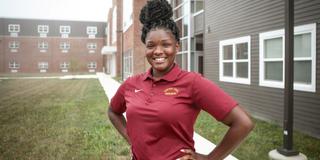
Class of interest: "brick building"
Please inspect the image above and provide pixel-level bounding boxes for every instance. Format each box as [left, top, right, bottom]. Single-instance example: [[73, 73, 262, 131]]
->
[[103, 0, 148, 79], [0, 18, 106, 73]]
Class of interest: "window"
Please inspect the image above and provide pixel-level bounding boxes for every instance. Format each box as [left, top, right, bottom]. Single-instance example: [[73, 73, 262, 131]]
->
[[124, 50, 133, 79], [60, 62, 70, 69], [38, 62, 48, 69], [219, 36, 251, 84], [87, 26, 97, 35], [123, 0, 133, 31], [107, 23, 111, 45], [60, 42, 70, 50], [8, 24, 20, 32], [191, 0, 203, 13], [87, 62, 97, 69], [9, 41, 19, 49], [112, 7, 117, 43], [60, 25, 71, 34], [259, 23, 316, 92], [9, 61, 20, 69], [38, 25, 49, 33], [38, 42, 48, 49], [87, 43, 97, 50]]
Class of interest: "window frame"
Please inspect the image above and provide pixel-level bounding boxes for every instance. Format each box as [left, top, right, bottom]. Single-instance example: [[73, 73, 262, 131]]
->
[[87, 62, 97, 69], [259, 23, 316, 92], [8, 24, 20, 32], [9, 41, 19, 49], [87, 26, 97, 35], [38, 41, 48, 49], [87, 43, 97, 50], [123, 50, 133, 79], [60, 25, 71, 34], [112, 7, 117, 44], [219, 36, 251, 85], [38, 25, 49, 33], [38, 62, 48, 69], [9, 61, 20, 69], [60, 62, 70, 69], [60, 42, 70, 50]]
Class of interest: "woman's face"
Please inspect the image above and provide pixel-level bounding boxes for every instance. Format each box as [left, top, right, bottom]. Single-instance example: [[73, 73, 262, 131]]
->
[[145, 28, 179, 77]]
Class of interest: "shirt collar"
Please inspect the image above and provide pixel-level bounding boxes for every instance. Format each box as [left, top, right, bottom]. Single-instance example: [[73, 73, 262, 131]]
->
[[143, 63, 181, 82]]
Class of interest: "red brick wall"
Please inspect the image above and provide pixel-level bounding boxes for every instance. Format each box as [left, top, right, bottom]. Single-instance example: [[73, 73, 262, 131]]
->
[[0, 36, 5, 72], [2, 36, 103, 73], [133, 0, 148, 74], [116, 0, 123, 77]]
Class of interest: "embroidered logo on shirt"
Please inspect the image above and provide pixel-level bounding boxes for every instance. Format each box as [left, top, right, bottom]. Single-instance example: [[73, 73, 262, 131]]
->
[[134, 89, 142, 93], [163, 87, 179, 96]]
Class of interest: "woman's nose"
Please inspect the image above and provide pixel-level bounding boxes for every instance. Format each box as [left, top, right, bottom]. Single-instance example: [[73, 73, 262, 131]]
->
[[154, 45, 163, 54]]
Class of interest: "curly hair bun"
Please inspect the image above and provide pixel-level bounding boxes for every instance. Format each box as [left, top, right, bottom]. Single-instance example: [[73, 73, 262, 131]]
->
[[139, 0, 173, 25], [139, 0, 180, 44]]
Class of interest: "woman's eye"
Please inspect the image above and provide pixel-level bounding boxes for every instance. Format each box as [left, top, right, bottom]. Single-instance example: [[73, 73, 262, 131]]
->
[[146, 44, 154, 48], [163, 43, 171, 47]]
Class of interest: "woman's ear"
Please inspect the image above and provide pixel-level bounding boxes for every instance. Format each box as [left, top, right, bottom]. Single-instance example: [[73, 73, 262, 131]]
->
[[175, 42, 180, 52]]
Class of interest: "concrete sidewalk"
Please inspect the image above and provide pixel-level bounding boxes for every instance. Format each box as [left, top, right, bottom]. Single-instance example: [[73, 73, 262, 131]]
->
[[96, 72, 237, 160]]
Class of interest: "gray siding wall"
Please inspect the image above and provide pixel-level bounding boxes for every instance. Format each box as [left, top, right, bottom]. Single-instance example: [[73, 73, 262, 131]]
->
[[0, 18, 106, 37], [204, 0, 320, 138]]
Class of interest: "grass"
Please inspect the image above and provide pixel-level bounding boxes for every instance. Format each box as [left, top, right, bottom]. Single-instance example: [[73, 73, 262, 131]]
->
[[0, 79, 130, 160], [195, 111, 320, 160], [1, 78, 319, 160], [0, 72, 95, 77]]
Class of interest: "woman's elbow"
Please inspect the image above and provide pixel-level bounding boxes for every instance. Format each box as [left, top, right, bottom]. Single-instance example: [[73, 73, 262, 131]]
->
[[241, 116, 254, 133]]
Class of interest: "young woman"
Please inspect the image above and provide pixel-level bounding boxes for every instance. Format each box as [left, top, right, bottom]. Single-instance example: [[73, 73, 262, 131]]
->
[[108, 0, 254, 159]]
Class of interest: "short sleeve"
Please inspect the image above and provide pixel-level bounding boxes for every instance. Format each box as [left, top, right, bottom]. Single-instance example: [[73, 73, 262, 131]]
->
[[192, 74, 238, 121], [110, 81, 127, 114]]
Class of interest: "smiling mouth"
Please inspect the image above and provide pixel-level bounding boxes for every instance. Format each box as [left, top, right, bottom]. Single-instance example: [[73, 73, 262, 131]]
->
[[152, 57, 167, 63]]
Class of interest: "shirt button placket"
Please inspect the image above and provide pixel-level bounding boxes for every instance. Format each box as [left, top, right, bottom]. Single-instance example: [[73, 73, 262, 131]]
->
[[147, 82, 156, 104]]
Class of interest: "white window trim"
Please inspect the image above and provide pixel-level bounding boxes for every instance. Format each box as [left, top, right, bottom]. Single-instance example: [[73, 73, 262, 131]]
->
[[9, 61, 20, 69], [38, 62, 48, 69], [87, 26, 97, 35], [112, 7, 117, 44], [219, 36, 251, 85], [9, 41, 19, 49], [38, 25, 49, 33], [60, 62, 70, 69], [259, 23, 316, 92], [87, 43, 97, 50], [124, 51, 133, 78], [8, 24, 20, 32], [87, 62, 97, 69], [60, 25, 71, 34], [38, 42, 48, 49], [123, 0, 133, 32], [60, 42, 70, 50]]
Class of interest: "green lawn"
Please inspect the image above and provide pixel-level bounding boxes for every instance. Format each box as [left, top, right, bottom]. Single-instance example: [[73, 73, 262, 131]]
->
[[195, 111, 320, 160], [0, 79, 130, 160], [1, 79, 319, 160]]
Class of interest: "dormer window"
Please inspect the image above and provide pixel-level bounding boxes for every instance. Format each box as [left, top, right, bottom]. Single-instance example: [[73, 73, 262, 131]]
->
[[38, 25, 49, 37], [87, 26, 97, 38], [8, 24, 20, 37], [60, 25, 71, 38]]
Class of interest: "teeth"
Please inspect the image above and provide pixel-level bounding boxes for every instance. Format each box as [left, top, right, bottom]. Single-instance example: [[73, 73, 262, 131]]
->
[[154, 57, 165, 62]]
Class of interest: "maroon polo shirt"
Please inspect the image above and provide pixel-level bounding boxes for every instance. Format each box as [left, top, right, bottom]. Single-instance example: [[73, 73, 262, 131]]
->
[[110, 64, 238, 160]]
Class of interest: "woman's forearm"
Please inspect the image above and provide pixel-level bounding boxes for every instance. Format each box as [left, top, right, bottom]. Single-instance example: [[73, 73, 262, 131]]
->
[[208, 107, 254, 160], [107, 107, 130, 144]]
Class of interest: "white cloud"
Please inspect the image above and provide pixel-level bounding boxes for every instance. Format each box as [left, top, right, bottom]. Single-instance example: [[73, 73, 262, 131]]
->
[[0, 0, 112, 22]]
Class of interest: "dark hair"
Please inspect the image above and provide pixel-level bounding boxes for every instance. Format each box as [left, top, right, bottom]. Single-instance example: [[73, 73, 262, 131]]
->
[[139, 0, 180, 44]]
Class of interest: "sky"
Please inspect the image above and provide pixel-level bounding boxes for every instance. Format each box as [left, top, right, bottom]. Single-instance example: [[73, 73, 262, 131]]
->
[[0, 0, 112, 22]]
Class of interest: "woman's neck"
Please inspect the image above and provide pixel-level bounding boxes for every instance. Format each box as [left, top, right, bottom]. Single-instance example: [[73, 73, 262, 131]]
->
[[152, 63, 175, 79]]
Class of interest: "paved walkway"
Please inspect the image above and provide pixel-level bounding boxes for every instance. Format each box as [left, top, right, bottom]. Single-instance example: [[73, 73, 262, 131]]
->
[[96, 72, 237, 159]]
